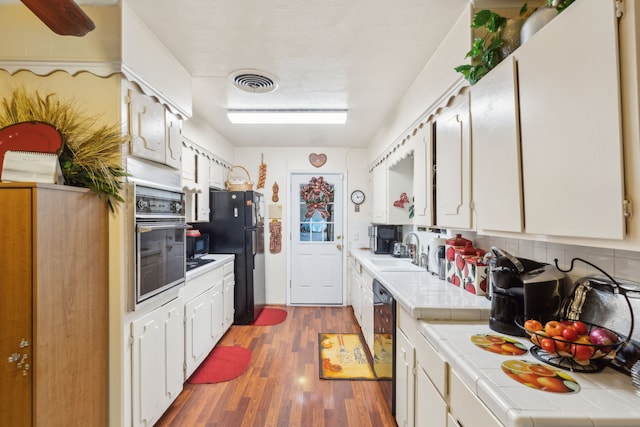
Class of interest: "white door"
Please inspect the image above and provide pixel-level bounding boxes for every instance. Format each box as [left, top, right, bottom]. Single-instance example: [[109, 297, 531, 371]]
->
[[290, 173, 344, 304]]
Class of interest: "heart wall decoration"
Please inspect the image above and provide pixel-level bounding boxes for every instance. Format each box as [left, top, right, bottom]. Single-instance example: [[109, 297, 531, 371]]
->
[[309, 153, 327, 168]]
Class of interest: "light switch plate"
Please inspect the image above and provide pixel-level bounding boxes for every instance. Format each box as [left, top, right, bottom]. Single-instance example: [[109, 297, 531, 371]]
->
[[269, 204, 282, 219]]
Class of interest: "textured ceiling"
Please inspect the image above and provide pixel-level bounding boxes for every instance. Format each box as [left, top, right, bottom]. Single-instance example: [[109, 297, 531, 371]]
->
[[124, 0, 478, 148]]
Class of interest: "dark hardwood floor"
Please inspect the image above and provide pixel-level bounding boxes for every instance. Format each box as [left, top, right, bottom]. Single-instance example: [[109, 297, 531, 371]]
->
[[155, 305, 397, 427]]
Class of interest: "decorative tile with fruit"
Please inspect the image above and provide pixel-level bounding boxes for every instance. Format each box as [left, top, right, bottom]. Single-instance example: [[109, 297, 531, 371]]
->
[[501, 359, 580, 393], [470, 334, 528, 356]]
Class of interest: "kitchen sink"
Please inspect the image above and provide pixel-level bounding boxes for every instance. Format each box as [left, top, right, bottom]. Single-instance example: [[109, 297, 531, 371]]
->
[[369, 257, 425, 272]]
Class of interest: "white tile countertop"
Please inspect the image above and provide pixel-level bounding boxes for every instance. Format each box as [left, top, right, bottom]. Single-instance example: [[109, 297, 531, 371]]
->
[[419, 321, 640, 427], [185, 253, 234, 281], [350, 248, 491, 320]]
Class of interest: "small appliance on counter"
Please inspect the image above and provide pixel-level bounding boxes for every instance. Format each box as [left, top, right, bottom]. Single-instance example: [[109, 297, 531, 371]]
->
[[488, 248, 572, 337], [427, 235, 446, 276], [186, 231, 212, 271], [368, 225, 401, 255], [392, 241, 409, 258]]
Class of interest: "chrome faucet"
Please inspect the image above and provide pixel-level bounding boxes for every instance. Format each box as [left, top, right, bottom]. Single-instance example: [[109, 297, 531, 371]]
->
[[403, 232, 421, 266]]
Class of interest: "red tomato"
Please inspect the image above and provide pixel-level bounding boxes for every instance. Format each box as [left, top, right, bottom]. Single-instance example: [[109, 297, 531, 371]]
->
[[561, 326, 578, 342], [540, 338, 557, 354], [571, 343, 595, 360], [572, 321, 588, 336]]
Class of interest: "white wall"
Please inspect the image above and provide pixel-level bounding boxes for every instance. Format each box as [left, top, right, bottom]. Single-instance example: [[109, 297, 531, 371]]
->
[[182, 116, 235, 162], [234, 147, 369, 304], [367, 4, 472, 164]]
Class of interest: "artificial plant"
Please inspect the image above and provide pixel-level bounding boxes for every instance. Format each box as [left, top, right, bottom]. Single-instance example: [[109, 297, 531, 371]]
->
[[454, 9, 508, 85], [0, 87, 128, 211]]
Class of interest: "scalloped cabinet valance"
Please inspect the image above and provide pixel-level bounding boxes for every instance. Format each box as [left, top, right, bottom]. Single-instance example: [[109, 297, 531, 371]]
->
[[0, 1, 192, 120]]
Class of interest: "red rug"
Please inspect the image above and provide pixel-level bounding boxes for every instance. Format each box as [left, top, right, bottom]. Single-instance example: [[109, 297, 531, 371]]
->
[[187, 346, 251, 384], [252, 307, 288, 326]]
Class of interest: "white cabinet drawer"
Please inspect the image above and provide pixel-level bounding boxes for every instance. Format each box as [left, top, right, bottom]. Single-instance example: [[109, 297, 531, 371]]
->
[[223, 261, 234, 276], [449, 369, 502, 427], [415, 330, 448, 398]]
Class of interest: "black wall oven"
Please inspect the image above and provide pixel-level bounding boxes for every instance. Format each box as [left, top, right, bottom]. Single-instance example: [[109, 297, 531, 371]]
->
[[134, 184, 187, 309]]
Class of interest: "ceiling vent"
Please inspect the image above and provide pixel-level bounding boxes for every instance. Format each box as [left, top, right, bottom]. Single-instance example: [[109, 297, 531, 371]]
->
[[230, 69, 278, 94]]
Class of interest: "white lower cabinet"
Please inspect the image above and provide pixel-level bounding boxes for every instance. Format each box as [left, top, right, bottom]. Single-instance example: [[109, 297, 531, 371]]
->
[[414, 330, 448, 427], [131, 297, 184, 427], [183, 267, 224, 379], [416, 365, 447, 427], [395, 328, 416, 427], [449, 369, 502, 427], [223, 261, 235, 331], [349, 258, 374, 354]]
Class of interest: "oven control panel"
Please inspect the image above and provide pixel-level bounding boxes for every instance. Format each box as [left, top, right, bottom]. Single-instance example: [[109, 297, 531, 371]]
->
[[135, 185, 185, 216]]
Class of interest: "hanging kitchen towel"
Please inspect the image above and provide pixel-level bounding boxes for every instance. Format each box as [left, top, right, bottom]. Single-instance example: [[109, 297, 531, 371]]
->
[[270, 220, 282, 253]]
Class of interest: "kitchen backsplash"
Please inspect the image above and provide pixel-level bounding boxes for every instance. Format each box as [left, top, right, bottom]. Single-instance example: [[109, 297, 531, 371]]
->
[[473, 234, 640, 284]]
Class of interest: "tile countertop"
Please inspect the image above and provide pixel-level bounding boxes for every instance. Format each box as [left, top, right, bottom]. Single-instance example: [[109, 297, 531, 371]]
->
[[350, 248, 491, 321], [185, 254, 235, 281], [419, 321, 640, 427]]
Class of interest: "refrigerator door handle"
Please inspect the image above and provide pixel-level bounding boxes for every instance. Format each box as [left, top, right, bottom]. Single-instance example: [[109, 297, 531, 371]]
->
[[252, 229, 257, 257]]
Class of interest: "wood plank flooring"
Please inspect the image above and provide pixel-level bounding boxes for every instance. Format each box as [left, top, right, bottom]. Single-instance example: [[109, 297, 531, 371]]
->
[[155, 306, 397, 427]]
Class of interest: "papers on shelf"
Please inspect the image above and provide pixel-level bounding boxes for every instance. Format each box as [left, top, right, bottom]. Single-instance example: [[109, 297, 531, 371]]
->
[[1, 150, 64, 184]]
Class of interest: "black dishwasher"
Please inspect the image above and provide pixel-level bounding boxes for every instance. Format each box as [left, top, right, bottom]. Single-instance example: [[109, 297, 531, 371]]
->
[[373, 279, 396, 415]]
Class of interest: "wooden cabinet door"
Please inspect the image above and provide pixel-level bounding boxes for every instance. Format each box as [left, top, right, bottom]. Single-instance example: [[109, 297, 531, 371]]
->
[[127, 88, 166, 164], [184, 288, 215, 378], [0, 188, 33, 427], [209, 159, 227, 190], [223, 273, 235, 331], [516, 0, 625, 239], [413, 122, 434, 227], [163, 300, 184, 406], [471, 57, 524, 233], [195, 151, 211, 222], [165, 110, 182, 170], [210, 281, 224, 345], [435, 92, 472, 229], [132, 298, 184, 426], [371, 160, 388, 223], [131, 308, 167, 427], [415, 362, 447, 427], [395, 328, 416, 427]]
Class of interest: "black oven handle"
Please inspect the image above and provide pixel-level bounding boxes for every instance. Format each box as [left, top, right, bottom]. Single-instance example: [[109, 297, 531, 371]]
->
[[137, 223, 190, 233]]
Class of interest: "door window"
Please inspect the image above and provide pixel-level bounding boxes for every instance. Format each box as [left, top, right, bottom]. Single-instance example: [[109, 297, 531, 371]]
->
[[298, 176, 334, 242]]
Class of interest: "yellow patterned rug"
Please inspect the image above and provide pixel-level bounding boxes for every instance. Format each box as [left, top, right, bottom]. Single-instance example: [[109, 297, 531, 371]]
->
[[318, 333, 376, 380]]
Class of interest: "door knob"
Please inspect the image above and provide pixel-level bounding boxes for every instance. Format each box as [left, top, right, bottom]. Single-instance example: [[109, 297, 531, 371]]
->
[[336, 244, 343, 251]]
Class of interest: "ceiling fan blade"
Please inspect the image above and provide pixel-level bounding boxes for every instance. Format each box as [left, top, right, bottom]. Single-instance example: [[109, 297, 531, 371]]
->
[[20, 0, 95, 37]]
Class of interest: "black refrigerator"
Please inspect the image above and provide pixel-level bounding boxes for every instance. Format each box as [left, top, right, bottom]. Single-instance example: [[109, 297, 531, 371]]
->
[[201, 190, 265, 324]]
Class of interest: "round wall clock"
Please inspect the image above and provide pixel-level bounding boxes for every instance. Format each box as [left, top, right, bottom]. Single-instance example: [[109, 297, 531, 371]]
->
[[350, 190, 365, 205]]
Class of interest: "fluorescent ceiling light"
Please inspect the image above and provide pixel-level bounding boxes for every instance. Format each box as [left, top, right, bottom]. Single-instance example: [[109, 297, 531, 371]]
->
[[227, 109, 348, 124]]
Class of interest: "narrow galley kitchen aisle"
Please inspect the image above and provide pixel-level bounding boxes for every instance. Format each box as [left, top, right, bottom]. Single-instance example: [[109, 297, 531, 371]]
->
[[155, 306, 397, 427]]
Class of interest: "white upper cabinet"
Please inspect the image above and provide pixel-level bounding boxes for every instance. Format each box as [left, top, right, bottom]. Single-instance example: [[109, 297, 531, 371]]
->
[[165, 110, 182, 170], [371, 159, 388, 224], [435, 91, 472, 230], [412, 122, 434, 227], [515, 0, 625, 239], [126, 87, 166, 165], [471, 57, 523, 233], [209, 158, 227, 190]]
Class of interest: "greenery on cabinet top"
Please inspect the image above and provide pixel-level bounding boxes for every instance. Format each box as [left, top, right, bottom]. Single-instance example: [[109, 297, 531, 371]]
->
[[455, 0, 575, 85]]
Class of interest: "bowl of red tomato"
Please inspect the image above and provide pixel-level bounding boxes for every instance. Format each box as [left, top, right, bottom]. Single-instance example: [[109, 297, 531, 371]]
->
[[517, 318, 625, 372]]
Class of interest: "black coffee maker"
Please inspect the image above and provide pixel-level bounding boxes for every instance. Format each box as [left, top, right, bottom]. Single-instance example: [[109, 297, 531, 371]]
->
[[488, 248, 571, 337]]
